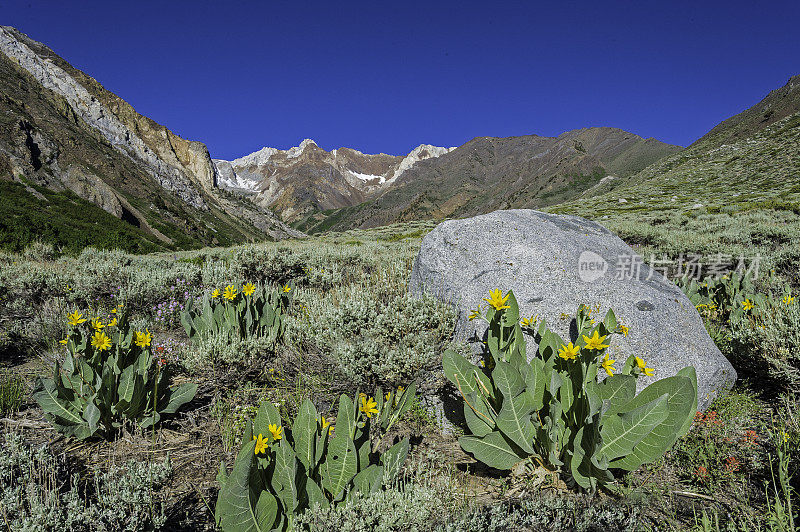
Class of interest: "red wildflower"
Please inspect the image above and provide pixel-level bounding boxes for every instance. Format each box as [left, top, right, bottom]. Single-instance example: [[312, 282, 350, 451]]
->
[[724, 456, 740, 472], [742, 430, 758, 447]]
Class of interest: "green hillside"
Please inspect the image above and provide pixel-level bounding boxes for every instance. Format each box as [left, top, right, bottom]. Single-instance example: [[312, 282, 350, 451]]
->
[[550, 111, 800, 284]]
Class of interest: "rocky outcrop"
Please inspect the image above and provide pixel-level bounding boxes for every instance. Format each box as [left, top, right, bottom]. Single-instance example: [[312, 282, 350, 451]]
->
[[0, 26, 209, 209], [0, 26, 299, 247], [411, 209, 736, 410]]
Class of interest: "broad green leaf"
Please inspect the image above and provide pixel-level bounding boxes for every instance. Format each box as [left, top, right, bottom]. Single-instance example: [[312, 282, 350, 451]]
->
[[610, 376, 695, 471], [34, 378, 84, 426], [494, 392, 536, 454], [304, 477, 329, 510], [353, 464, 384, 495], [459, 431, 524, 470], [254, 400, 281, 440], [118, 365, 136, 404], [603, 308, 618, 332], [504, 290, 520, 325], [464, 392, 495, 437], [443, 350, 477, 395], [570, 427, 592, 490], [676, 366, 698, 437], [293, 399, 318, 471], [521, 358, 546, 410], [253, 491, 279, 532], [597, 374, 636, 415], [321, 432, 358, 501], [600, 394, 668, 460], [273, 440, 298, 514], [492, 361, 525, 400], [216, 440, 272, 532], [380, 437, 409, 480], [336, 394, 356, 440], [83, 396, 101, 434], [160, 383, 197, 414]]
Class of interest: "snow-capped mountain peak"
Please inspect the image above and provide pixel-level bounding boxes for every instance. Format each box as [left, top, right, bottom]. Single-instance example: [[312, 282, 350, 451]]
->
[[212, 139, 456, 217]]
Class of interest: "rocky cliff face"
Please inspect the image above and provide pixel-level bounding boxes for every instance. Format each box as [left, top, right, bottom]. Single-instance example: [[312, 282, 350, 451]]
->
[[214, 140, 455, 222], [0, 26, 300, 247]]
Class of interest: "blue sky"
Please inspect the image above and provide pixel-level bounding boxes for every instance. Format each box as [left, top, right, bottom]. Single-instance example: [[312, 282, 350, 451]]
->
[[3, 1, 799, 159]]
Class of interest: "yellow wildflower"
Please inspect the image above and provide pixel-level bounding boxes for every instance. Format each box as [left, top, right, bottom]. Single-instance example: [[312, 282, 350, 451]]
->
[[91, 318, 104, 331], [360, 396, 379, 418], [742, 299, 754, 311], [243, 282, 256, 296], [107, 317, 117, 328], [134, 330, 152, 348], [468, 309, 482, 321], [483, 289, 511, 311], [111, 308, 117, 314], [582, 330, 610, 350], [253, 433, 269, 455], [268, 423, 283, 441], [223, 285, 237, 301], [67, 311, 86, 326], [558, 342, 580, 361], [635, 356, 655, 377], [320, 416, 333, 434], [520, 315, 536, 328], [211, 288, 221, 299], [619, 324, 629, 337], [59, 338, 68, 345], [600, 353, 616, 376], [91, 331, 111, 351], [282, 284, 292, 293], [783, 295, 795, 305]]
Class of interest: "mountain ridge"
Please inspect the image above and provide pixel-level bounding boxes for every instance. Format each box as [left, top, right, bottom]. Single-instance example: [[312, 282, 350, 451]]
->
[[212, 139, 457, 222], [291, 126, 682, 232]]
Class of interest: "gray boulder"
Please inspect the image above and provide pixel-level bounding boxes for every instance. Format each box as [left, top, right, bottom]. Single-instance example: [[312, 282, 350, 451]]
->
[[411, 209, 735, 413]]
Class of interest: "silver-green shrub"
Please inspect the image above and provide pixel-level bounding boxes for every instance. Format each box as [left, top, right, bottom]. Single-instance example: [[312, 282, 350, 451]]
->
[[439, 494, 641, 532], [296, 484, 450, 532], [290, 288, 455, 386], [0, 433, 171, 531]]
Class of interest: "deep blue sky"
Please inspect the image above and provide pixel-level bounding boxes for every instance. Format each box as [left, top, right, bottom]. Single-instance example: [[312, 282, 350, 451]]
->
[[3, 1, 799, 159]]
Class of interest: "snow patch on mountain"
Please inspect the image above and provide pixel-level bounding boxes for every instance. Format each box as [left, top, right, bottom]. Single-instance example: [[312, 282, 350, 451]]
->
[[213, 159, 260, 192], [350, 170, 385, 184]]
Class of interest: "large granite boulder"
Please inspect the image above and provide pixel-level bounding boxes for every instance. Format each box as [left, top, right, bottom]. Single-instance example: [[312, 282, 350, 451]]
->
[[411, 210, 735, 412]]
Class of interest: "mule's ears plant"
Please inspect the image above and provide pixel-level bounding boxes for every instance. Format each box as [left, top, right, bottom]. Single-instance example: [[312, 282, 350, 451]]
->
[[181, 282, 290, 344], [215, 382, 416, 532], [444, 290, 697, 491], [34, 309, 197, 440]]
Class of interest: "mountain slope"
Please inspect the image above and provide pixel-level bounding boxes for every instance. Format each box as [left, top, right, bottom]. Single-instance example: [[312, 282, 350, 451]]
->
[[0, 26, 300, 252], [296, 127, 681, 232], [549, 76, 800, 283], [692, 74, 800, 150]]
